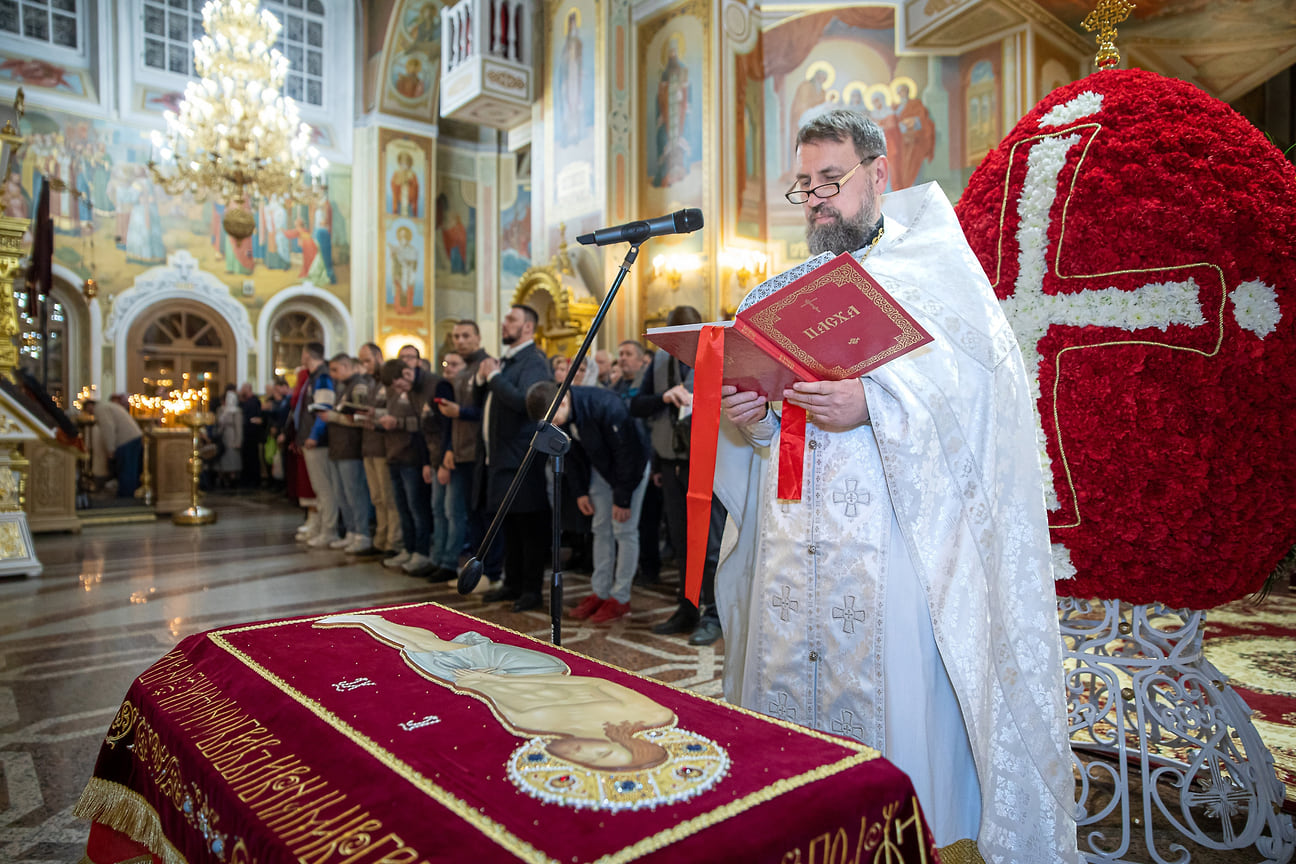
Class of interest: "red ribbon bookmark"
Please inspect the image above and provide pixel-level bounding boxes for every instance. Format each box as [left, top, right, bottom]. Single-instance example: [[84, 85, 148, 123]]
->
[[777, 403, 807, 502], [684, 325, 725, 608]]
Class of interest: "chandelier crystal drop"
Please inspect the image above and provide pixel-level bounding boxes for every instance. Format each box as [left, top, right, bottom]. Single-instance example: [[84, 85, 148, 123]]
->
[[148, 0, 328, 240]]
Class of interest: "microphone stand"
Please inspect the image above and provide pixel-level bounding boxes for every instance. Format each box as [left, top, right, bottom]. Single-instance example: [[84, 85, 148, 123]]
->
[[459, 241, 642, 646]]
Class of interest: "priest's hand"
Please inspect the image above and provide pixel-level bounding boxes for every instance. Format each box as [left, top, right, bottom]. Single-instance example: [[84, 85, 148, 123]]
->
[[720, 385, 768, 427], [577, 495, 595, 516], [783, 379, 870, 429]]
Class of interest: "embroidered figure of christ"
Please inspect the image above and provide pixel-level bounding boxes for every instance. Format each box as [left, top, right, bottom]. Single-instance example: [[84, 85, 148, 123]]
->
[[315, 613, 730, 810]]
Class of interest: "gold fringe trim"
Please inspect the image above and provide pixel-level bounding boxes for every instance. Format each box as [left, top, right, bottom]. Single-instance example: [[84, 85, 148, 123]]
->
[[73, 777, 189, 864], [937, 838, 983, 864]]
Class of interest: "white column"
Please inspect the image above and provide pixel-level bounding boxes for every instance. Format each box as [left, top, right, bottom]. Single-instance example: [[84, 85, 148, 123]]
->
[[350, 125, 381, 350]]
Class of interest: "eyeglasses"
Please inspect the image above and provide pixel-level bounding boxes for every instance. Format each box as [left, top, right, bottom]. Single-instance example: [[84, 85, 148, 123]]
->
[[785, 156, 879, 205]]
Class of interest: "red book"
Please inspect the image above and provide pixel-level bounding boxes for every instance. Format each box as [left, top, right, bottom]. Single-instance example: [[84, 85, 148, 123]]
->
[[646, 253, 932, 399]]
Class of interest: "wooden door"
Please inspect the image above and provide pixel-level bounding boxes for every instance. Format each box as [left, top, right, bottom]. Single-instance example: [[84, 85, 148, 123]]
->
[[127, 300, 236, 398]]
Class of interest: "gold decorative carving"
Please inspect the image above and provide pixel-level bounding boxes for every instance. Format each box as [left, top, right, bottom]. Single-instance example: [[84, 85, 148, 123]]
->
[[487, 69, 525, 90], [0, 463, 17, 511], [0, 522, 23, 558], [0, 213, 30, 379], [1082, 0, 1135, 70], [0, 408, 22, 436]]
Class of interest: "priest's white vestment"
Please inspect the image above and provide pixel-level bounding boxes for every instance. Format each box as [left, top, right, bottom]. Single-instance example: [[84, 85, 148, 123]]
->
[[712, 182, 1078, 863]]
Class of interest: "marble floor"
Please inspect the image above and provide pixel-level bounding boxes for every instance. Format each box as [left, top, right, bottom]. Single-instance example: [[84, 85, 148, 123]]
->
[[0, 492, 720, 864]]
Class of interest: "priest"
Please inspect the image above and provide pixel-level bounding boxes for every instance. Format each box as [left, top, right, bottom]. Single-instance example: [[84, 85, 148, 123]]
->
[[715, 108, 1077, 863]]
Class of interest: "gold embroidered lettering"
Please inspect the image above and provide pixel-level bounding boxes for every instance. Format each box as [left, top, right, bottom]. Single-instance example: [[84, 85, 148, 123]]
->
[[228, 754, 305, 790], [137, 651, 189, 685], [251, 777, 335, 818], [113, 652, 431, 864], [827, 828, 849, 864], [334, 832, 410, 864], [210, 743, 278, 775], [368, 838, 422, 864], [276, 801, 362, 843], [199, 725, 280, 762], [290, 811, 382, 861], [807, 832, 832, 864], [850, 813, 882, 864], [230, 761, 311, 803]]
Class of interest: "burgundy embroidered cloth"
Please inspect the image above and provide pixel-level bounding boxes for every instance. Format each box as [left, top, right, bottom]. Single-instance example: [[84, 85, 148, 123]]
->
[[77, 602, 938, 863]]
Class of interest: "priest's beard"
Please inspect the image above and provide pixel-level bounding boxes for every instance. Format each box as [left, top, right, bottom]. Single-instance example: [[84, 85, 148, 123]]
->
[[806, 196, 879, 256]]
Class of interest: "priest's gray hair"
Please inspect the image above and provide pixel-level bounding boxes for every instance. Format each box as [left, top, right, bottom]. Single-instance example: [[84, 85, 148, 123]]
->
[[797, 109, 887, 159]]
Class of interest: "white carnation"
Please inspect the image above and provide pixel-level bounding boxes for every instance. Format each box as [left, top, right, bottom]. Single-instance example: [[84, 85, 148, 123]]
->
[[1229, 280, 1282, 338], [1038, 92, 1104, 128]]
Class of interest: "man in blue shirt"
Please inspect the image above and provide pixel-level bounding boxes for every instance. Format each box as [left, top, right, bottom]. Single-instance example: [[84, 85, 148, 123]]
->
[[294, 342, 339, 549]]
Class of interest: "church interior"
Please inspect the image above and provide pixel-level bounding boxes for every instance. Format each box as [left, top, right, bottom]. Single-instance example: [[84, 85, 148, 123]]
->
[[0, 0, 1294, 862]]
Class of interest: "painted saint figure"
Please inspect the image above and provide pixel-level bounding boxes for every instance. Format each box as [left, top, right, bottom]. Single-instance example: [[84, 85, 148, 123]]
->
[[390, 151, 420, 217], [315, 613, 675, 771], [436, 193, 469, 274], [893, 83, 935, 190], [395, 57, 426, 100], [868, 92, 901, 185], [311, 195, 336, 285], [390, 225, 421, 315], [788, 68, 829, 178], [556, 10, 583, 147], [652, 36, 691, 188], [283, 216, 320, 279], [124, 176, 165, 264], [263, 196, 291, 270]]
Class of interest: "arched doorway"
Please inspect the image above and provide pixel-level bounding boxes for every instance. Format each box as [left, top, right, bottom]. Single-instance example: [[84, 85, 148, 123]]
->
[[126, 300, 237, 396], [269, 309, 325, 379]]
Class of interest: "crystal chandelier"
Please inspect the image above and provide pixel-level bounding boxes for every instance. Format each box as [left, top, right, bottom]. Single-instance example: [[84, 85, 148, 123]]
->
[[148, 0, 328, 240]]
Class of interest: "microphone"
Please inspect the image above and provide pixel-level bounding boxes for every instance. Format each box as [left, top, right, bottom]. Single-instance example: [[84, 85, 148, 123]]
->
[[576, 208, 703, 246]]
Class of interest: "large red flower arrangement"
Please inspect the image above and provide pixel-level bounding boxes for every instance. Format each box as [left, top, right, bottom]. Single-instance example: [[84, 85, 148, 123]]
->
[[956, 69, 1296, 608]]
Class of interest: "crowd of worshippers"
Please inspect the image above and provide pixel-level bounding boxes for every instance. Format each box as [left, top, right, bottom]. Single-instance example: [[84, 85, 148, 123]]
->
[[230, 305, 722, 646]]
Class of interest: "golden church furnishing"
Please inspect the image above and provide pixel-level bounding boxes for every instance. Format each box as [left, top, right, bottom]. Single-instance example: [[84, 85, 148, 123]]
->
[[147, 0, 328, 240]]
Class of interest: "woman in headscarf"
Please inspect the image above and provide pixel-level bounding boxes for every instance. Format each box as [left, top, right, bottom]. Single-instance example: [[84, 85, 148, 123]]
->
[[216, 387, 244, 487]]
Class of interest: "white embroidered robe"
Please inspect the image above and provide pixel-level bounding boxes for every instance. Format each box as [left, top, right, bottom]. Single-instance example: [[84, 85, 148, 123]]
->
[[712, 182, 1079, 864]]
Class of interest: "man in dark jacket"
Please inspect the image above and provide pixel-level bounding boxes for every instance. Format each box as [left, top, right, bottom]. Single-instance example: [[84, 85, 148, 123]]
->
[[436, 320, 499, 585], [630, 307, 727, 646], [527, 381, 649, 624], [475, 305, 551, 612], [238, 382, 264, 488]]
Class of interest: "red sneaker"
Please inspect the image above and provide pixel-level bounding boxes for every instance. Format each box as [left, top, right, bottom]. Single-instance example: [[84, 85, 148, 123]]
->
[[590, 598, 631, 624], [569, 594, 605, 620]]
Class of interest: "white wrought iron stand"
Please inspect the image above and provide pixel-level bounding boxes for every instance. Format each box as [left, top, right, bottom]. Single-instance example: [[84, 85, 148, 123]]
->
[[1061, 598, 1295, 863]]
